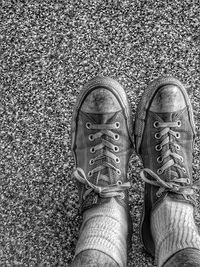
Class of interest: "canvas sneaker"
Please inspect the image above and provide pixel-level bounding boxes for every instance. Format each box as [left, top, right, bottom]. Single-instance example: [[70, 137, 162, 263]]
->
[[134, 76, 197, 256], [71, 76, 134, 240]]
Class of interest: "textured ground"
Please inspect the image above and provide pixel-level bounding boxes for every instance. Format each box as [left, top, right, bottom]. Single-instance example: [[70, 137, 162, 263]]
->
[[1, 0, 200, 266]]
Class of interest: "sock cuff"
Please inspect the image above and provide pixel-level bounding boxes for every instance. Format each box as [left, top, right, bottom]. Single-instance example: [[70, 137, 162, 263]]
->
[[151, 198, 200, 267], [156, 228, 200, 266], [75, 199, 128, 267]]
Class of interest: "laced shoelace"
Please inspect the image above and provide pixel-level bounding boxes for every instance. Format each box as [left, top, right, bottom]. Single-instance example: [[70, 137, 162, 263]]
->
[[140, 120, 199, 201], [74, 121, 130, 200]]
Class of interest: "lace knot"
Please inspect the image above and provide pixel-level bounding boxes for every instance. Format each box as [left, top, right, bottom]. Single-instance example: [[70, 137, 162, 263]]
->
[[140, 168, 197, 202], [74, 167, 130, 200]]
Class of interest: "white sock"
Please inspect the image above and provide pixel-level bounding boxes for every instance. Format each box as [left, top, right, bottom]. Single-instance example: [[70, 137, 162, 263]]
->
[[151, 197, 200, 267], [75, 198, 128, 267]]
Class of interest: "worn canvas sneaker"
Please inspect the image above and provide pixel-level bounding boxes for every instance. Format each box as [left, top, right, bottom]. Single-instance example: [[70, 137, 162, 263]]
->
[[71, 76, 134, 251], [134, 76, 198, 257]]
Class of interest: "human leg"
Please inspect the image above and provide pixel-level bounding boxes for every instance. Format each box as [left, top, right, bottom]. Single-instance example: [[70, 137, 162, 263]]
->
[[134, 77, 200, 267], [163, 248, 200, 267], [70, 249, 119, 267], [70, 77, 134, 267]]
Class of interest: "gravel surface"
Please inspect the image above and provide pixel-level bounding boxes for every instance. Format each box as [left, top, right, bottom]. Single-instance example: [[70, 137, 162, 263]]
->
[[1, 0, 200, 266]]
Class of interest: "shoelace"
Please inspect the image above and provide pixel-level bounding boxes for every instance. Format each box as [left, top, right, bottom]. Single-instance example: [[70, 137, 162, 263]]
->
[[74, 122, 130, 200], [140, 120, 198, 201]]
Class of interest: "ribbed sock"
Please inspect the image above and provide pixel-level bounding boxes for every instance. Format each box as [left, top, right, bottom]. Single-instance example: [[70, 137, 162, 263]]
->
[[75, 198, 128, 267], [163, 248, 200, 267], [151, 197, 200, 267]]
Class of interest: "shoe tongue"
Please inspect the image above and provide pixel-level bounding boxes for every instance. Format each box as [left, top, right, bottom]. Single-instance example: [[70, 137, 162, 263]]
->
[[88, 112, 117, 187], [94, 159, 116, 187], [156, 112, 184, 181], [90, 112, 117, 124], [156, 112, 177, 122], [97, 173, 111, 187]]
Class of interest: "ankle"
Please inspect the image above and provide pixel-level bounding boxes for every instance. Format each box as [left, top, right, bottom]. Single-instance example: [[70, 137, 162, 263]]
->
[[70, 250, 119, 267], [75, 198, 129, 267], [151, 197, 200, 267], [163, 248, 200, 267]]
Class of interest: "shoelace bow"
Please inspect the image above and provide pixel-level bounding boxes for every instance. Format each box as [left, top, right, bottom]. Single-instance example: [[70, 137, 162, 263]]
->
[[140, 120, 199, 201], [74, 122, 130, 200]]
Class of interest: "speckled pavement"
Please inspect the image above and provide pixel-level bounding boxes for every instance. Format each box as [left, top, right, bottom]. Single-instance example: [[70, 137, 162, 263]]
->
[[1, 1, 200, 266]]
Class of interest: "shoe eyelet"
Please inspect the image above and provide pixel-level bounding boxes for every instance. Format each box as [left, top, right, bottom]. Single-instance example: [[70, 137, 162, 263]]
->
[[114, 134, 119, 140], [115, 157, 120, 163], [182, 168, 186, 173], [156, 191, 162, 197], [115, 122, 120, 129], [157, 156, 163, 163], [89, 159, 94, 165], [90, 147, 95, 153], [177, 120, 182, 127], [153, 121, 159, 128], [155, 133, 161, 139], [117, 180, 122, 185], [88, 134, 94, 141], [155, 145, 162, 151], [116, 169, 121, 175], [176, 144, 180, 150], [85, 184, 90, 189], [86, 122, 91, 129], [88, 171, 92, 177], [119, 192, 125, 199], [176, 132, 180, 138], [185, 195, 190, 201], [114, 146, 119, 152], [186, 178, 190, 184], [179, 156, 184, 162], [157, 169, 163, 175]]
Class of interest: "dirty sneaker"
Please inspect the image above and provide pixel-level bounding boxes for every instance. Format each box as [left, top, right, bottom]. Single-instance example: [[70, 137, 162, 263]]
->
[[71, 76, 134, 267], [134, 76, 200, 263]]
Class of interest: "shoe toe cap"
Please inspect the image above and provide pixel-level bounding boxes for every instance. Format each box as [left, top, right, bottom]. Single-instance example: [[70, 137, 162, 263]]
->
[[149, 85, 186, 112], [81, 88, 121, 113]]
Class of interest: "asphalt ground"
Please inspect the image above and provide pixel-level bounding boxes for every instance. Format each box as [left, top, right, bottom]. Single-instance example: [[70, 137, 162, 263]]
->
[[1, 0, 200, 266]]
